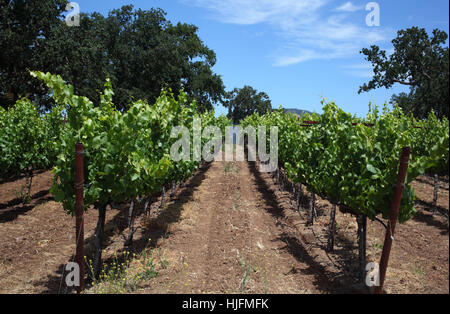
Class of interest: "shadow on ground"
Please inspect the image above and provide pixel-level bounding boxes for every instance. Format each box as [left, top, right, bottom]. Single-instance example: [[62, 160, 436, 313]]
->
[[248, 161, 365, 294], [0, 190, 52, 223], [34, 162, 212, 294]]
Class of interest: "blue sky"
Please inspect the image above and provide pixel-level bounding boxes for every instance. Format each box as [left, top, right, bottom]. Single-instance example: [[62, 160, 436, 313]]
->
[[72, 0, 449, 117]]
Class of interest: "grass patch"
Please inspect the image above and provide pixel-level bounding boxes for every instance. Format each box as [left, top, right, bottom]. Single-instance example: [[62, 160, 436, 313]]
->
[[239, 257, 254, 293], [85, 240, 165, 294], [411, 261, 426, 277], [372, 241, 383, 251]]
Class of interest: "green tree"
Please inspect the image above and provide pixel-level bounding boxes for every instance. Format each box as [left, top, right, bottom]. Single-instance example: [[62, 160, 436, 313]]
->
[[224, 85, 272, 123], [38, 11, 110, 108], [359, 27, 449, 119], [0, 0, 68, 109], [101, 6, 225, 112], [1, 3, 225, 112]]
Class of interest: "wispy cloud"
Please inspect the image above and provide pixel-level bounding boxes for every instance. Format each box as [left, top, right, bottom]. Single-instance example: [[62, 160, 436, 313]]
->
[[341, 63, 374, 78], [334, 1, 364, 12], [183, 0, 325, 25], [183, 0, 390, 66]]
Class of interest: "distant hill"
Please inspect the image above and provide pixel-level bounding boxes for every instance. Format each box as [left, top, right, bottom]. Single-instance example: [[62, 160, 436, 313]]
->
[[283, 108, 313, 117]]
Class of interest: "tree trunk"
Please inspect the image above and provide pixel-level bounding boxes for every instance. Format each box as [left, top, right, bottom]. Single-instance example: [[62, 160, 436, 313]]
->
[[433, 174, 439, 214], [312, 193, 318, 220], [144, 196, 151, 217], [124, 200, 135, 247], [279, 171, 283, 190], [93, 205, 106, 279], [161, 186, 166, 208], [296, 184, 302, 208], [23, 168, 33, 204], [307, 192, 315, 226], [357, 214, 367, 283], [327, 204, 337, 252]]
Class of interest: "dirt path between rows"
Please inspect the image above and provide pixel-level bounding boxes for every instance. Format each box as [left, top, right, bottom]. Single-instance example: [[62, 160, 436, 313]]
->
[[138, 160, 322, 293]]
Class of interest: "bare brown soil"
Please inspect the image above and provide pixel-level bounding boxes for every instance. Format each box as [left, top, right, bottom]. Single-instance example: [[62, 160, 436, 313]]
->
[[0, 170, 126, 293], [258, 167, 449, 294], [0, 162, 448, 294], [134, 161, 322, 294]]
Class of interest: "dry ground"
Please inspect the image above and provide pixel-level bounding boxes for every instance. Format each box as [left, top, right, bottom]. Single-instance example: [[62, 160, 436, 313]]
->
[[0, 161, 448, 294]]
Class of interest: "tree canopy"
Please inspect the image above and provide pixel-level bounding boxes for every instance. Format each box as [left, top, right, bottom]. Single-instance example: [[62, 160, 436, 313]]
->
[[0, 1, 225, 112], [359, 27, 449, 119], [224, 85, 272, 123], [0, 0, 68, 108]]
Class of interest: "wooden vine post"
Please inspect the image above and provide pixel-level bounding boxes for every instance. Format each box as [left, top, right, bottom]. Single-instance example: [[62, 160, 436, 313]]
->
[[74, 142, 85, 293], [375, 147, 411, 294]]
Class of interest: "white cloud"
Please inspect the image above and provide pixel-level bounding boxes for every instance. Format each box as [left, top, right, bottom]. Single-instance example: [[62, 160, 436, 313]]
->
[[346, 70, 374, 78], [184, 0, 325, 25], [183, 0, 390, 66], [275, 50, 317, 66], [342, 63, 372, 69], [334, 2, 364, 12], [341, 63, 374, 78]]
